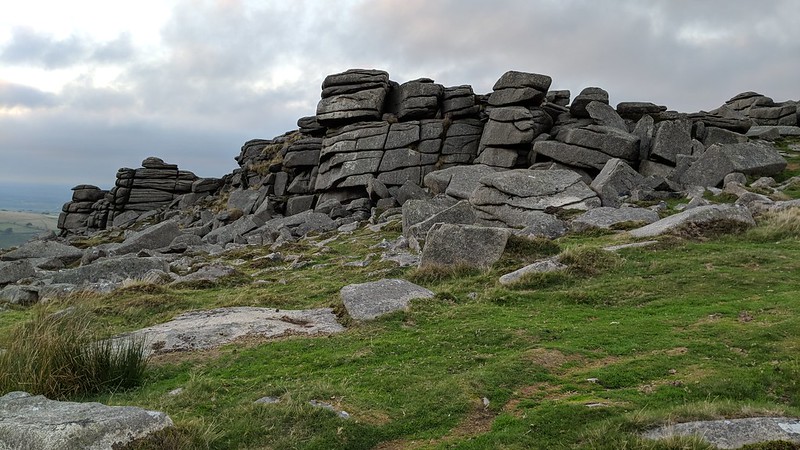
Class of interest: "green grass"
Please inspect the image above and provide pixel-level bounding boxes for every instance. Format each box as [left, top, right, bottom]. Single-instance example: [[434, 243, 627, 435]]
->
[[2, 188, 800, 448]]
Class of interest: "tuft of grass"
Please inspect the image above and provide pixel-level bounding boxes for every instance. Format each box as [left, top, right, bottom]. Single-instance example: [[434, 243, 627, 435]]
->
[[559, 246, 623, 277], [703, 191, 739, 204], [746, 208, 800, 242], [672, 218, 754, 240], [502, 235, 561, 262], [0, 308, 147, 399]]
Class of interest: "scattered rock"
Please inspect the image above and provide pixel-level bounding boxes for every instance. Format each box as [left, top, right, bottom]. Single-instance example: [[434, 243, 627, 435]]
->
[[499, 257, 566, 285], [341, 278, 434, 320]]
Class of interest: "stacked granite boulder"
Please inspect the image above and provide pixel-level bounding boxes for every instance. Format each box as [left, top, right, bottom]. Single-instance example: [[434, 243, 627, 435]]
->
[[476, 71, 553, 168], [57, 185, 108, 232], [110, 157, 198, 215]]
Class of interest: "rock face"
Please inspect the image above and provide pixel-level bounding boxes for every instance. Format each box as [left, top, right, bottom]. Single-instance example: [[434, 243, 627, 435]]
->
[[0, 391, 173, 450], [115, 307, 344, 356], [341, 278, 435, 320]]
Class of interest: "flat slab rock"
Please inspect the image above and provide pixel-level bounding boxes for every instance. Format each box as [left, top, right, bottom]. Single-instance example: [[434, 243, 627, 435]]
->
[[341, 278, 434, 321], [628, 204, 755, 238], [116, 307, 344, 356], [642, 417, 800, 449], [0, 391, 172, 450]]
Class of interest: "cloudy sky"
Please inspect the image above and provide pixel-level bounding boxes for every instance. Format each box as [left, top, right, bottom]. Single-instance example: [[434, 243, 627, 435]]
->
[[1, 0, 798, 193]]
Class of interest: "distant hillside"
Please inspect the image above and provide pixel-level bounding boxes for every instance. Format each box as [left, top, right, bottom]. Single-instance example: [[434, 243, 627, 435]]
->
[[0, 182, 71, 214], [0, 210, 59, 249]]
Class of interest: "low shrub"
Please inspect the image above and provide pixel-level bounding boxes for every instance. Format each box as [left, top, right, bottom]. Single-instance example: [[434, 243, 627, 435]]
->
[[0, 308, 147, 399]]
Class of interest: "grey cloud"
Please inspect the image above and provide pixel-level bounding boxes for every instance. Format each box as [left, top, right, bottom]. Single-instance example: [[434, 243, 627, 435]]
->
[[0, 81, 58, 109], [1, 27, 135, 68], [338, 0, 800, 111], [3, 0, 799, 191]]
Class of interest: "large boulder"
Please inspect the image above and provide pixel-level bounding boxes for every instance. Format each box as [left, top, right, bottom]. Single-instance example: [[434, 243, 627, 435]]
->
[[50, 256, 169, 285], [470, 169, 600, 227], [679, 142, 788, 188], [570, 87, 609, 118], [341, 279, 435, 321], [420, 224, 511, 269], [629, 204, 755, 238], [0, 391, 172, 450], [394, 79, 443, 120], [535, 125, 640, 170], [423, 164, 499, 200], [111, 220, 183, 255], [405, 200, 477, 243], [590, 158, 653, 204], [0, 240, 83, 268], [0, 260, 35, 286], [649, 119, 692, 164], [487, 70, 552, 107], [316, 69, 390, 126]]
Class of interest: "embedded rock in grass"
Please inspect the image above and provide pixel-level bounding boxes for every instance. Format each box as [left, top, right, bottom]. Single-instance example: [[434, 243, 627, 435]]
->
[[341, 278, 434, 321], [499, 257, 567, 285], [642, 417, 800, 449], [420, 223, 511, 269], [169, 264, 239, 286], [0, 391, 173, 450], [49, 256, 169, 285], [571, 207, 659, 233], [628, 204, 755, 238], [115, 307, 344, 356]]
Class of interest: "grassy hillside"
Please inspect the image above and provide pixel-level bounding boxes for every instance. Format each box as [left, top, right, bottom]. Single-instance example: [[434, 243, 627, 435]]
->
[[0, 210, 59, 250], [1, 215, 799, 449], [1, 140, 799, 449]]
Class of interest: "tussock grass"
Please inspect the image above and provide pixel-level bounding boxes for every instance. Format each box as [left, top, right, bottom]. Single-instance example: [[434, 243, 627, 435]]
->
[[559, 245, 623, 277], [672, 218, 754, 240], [0, 308, 147, 399], [502, 235, 561, 261], [747, 208, 800, 242]]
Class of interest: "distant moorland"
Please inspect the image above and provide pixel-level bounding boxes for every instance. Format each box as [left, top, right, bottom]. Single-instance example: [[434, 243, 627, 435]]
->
[[0, 210, 59, 249]]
